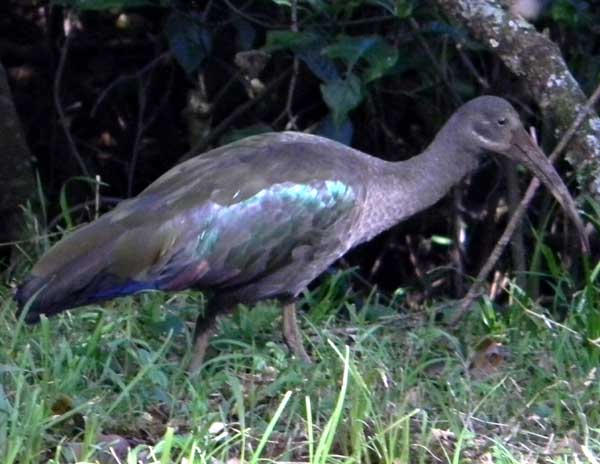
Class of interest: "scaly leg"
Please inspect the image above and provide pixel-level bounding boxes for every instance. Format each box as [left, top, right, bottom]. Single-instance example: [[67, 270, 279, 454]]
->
[[189, 310, 219, 375], [189, 298, 237, 375], [188, 315, 217, 375], [282, 302, 312, 363]]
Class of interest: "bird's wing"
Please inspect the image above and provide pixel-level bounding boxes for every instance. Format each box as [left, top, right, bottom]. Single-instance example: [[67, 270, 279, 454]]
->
[[149, 178, 359, 294], [18, 133, 366, 319]]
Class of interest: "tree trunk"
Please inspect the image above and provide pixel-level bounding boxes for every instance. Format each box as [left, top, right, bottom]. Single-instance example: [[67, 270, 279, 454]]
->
[[435, 0, 600, 195], [0, 61, 35, 246]]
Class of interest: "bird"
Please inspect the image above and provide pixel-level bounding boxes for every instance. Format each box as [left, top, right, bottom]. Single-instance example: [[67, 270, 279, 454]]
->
[[15, 96, 589, 373]]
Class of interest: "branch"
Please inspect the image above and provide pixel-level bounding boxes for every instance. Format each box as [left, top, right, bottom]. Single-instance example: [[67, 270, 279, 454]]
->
[[435, 0, 600, 194]]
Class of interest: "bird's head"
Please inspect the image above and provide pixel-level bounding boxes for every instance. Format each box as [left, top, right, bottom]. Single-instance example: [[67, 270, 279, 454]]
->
[[451, 96, 589, 253], [456, 96, 523, 154]]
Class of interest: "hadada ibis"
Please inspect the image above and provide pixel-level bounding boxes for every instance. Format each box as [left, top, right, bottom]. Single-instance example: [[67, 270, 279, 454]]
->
[[15, 96, 588, 372]]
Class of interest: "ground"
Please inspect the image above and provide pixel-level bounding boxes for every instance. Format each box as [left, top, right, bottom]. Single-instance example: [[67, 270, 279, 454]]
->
[[1, 266, 599, 464]]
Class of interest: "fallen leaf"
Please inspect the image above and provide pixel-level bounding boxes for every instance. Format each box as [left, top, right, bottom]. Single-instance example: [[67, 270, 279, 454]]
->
[[469, 339, 510, 380]]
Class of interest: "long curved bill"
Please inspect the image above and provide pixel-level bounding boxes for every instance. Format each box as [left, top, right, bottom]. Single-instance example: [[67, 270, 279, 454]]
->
[[509, 127, 590, 254]]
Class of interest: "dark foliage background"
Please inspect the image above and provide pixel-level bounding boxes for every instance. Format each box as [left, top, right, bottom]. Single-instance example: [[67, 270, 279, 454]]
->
[[1, 0, 598, 306]]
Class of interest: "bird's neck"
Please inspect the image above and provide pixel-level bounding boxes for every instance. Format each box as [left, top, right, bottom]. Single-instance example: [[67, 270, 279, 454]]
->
[[357, 135, 480, 244], [398, 134, 481, 214]]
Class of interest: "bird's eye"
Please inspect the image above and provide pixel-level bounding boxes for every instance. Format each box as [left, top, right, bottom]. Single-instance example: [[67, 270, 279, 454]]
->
[[497, 117, 507, 126]]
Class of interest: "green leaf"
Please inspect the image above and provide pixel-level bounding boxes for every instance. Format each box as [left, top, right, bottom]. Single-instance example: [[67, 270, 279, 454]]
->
[[165, 11, 212, 74], [362, 39, 399, 82], [264, 30, 321, 52], [551, 1, 576, 24], [264, 31, 337, 83], [366, 0, 396, 14], [366, 0, 413, 17], [304, 0, 330, 13], [297, 47, 340, 82], [323, 35, 398, 82], [320, 74, 364, 128], [323, 35, 379, 71], [58, 177, 101, 230], [395, 0, 413, 18], [51, 0, 168, 10], [551, 0, 588, 27], [431, 235, 453, 246]]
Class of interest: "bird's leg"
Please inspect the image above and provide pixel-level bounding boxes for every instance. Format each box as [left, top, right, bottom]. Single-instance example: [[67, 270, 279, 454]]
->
[[282, 302, 312, 363], [189, 310, 218, 374], [189, 299, 235, 374]]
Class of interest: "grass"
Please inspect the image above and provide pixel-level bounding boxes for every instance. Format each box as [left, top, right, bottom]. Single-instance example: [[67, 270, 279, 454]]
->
[[3, 196, 600, 464], [1, 262, 600, 464]]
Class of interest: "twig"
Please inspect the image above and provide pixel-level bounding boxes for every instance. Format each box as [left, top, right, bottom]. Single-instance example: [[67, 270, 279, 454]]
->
[[142, 64, 175, 132], [91, 51, 170, 117], [405, 234, 427, 288], [410, 18, 472, 296], [211, 65, 243, 108], [410, 18, 469, 293], [202, 0, 214, 22], [503, 157, 527, 289], [222, 0, 283, 28], [452, 187, 466, 296], [0, 232, 65, 248], [90, 51, 172, 196], [335, 15, 397, 26], [178, 68, 293, 162], [53, 28, 90, 178], [284, 0, 300, 129], [94, 174, 101, 219], [450, 80, 600, 327], [368, 231, 396, 279], [126, 64, 174, 197], [455, 35, 526, 296], [46, 196, 122, 232], [409, 18, 461, 106], [455, 42, 490, 89], [127, 76, 149, 197]]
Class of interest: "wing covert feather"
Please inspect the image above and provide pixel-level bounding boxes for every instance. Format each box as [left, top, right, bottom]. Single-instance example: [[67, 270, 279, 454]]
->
[[147, 179, 359, 292]]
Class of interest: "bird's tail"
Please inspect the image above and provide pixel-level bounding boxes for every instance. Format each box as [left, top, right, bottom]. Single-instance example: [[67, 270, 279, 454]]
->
[[14, 217, 156, 323]]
